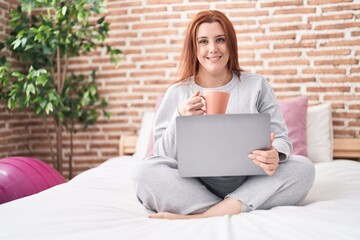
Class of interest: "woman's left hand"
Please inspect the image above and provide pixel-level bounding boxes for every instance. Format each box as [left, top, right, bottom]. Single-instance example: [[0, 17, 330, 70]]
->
[[248, 133, 279, 176]]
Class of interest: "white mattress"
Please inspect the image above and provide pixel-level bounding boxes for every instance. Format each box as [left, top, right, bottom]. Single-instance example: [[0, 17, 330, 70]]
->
[[1, 157, 360, 240]]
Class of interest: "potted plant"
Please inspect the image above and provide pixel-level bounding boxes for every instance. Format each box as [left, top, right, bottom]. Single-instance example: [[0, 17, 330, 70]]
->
[[0, 0, 121, 178]]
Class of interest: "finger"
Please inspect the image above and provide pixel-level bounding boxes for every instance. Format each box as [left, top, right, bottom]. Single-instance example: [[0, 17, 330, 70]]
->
[[270, 132, 275, 145], [148, 212, 167, 219], [193, 109, 205, 115], [249, 154, 277, 165], [265, 169, 276, 176], [190, 90, 200, 98], [252, 159, 277, 172], [189, 101, 205, 110], [188, 96, 204, 105], [250, 150, 277, 159]]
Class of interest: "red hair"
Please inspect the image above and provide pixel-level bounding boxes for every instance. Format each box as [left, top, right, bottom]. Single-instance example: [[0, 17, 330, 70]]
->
[[176, 10, 242, 83]]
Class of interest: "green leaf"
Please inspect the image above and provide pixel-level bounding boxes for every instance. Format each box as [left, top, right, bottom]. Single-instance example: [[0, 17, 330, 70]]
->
[[97, 17, 105, 25], [21, 37, 27, 47], [26, 83, 35, 96], [24, 44, 34, 51], [11, 39, 22, 49], [104, 111, 111, 119], [62, 6, 67, 16], [12, 71, 25, 81], [45, 102, 53, 114], [89, 85, 96, 96]]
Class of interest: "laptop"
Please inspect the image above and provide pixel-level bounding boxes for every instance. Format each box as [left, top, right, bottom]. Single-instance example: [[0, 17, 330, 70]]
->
[[176, 114, 271, 177]]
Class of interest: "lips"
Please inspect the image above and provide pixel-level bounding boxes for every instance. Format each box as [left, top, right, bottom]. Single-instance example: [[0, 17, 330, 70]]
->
[[207, 56, 222, 63]]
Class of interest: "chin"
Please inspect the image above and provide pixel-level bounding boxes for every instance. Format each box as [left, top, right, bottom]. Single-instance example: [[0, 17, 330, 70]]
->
[[206, 67, 227, 76]]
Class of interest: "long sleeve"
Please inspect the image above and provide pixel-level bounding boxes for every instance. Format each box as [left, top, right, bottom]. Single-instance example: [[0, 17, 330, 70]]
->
[[255, 78, 293, 161], [153, 83, 190, 159], [152, 72, 292, 161]]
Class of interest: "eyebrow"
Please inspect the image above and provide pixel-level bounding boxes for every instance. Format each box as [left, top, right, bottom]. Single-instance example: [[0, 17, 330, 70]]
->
[[197, 34, 226, 40]]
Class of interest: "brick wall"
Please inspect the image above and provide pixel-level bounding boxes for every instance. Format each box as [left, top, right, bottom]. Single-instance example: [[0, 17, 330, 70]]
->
[[1, 0, 359, 178], [0, 1, 35, 160]]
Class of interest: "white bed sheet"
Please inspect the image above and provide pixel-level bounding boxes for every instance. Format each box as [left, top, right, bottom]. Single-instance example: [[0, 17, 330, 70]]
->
[[0, 157, 360, 240]]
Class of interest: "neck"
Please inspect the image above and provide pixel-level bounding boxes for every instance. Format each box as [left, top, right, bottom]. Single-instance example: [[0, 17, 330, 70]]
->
[[195, 69, 232, 88]]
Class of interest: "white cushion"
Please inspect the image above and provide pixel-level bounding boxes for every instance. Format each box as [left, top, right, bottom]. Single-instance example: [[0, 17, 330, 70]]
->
[[134, 111, 156, 159], [307, 103, 333, 163]]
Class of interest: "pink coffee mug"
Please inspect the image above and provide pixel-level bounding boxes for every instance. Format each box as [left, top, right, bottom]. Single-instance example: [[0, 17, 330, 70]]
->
[[202, 90, 229, 115]]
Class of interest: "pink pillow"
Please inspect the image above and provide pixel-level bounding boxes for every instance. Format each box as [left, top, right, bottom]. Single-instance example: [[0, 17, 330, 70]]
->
[[146, 95, 309, 157], [145, 96, 164, 158], [279, 96, 308, 156]]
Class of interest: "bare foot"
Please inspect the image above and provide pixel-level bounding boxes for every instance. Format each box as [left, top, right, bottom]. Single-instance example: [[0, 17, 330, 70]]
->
[[148, 212, 204, 220]]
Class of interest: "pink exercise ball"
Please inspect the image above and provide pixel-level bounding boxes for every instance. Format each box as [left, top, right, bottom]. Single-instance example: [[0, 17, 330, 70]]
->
[[0, 156, 65, 204]]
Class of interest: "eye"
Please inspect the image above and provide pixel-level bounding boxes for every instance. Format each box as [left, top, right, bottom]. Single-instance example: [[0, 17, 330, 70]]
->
[[216, 37, 225, 43], [198, 39, 208, 45]]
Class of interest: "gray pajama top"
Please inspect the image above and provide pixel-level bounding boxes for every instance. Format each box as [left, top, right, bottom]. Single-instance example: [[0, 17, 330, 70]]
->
[[153, 71, 293, 161]]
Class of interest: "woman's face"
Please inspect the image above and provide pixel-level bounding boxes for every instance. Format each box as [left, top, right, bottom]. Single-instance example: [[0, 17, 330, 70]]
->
[[196, 22, 230, 76]]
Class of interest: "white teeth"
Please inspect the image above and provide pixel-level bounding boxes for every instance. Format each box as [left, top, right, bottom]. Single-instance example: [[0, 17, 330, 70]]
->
[[208, 56, 221, 62]]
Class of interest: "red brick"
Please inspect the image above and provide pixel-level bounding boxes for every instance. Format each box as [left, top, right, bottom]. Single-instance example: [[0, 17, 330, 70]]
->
[[315, 22, 360, 30], [321, 40, 360, 47], [106, 1, 142, 8], [308, 13, 353, 22], [301, 33, 344, 40], [349, 121, 360, 127], [131, 7, 167, 14], [172, 5, 210, 12], [141, 62, 177, 69], [130, 71, 165, 77], [269, 60, 309, 67], [273, 78, 316, 84], [352, 31, 360, 37], [216, 3, 256, 9], [132, 22, 169, 29], [306, 86, 351, 92], [302, 68, 346, 74], [145, 14, 181, 20], [261, 0, 303, 8], [131, 55, 168, 62], [142, 30, 178, 37], [259, 16, 302, 25], [320, 77, 360, 83], [270, 24, 311, 32], [144, 80, 173, 85], [274, 42, 316, 49], [232, 20, 257, 26], [229, 10, 269, 18], [308, 0, 353, 5], [324, 95, 360, 100], [306, 49, 351, 56], [257, 69, 298, 75], [261, 51, 301, 58], [255, 34, 296, 41], [350, 68, 360, 73], [314, 59, 359, 66], [273, 87, 301, 92], [349, 104, 360, 110], [274, 7, 316, 15], [147, 0, 182, 4]]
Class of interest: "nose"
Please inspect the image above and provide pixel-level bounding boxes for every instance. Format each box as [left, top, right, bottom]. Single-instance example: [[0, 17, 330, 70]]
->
[[209, 41, 218, 54]]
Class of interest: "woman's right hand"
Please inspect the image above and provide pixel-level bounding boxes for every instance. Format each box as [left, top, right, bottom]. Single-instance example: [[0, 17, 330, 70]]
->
[[177, 90, 205, 116]]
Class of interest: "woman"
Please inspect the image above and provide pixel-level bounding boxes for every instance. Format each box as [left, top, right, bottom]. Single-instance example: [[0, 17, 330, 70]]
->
[[133, 10, 315, 220]]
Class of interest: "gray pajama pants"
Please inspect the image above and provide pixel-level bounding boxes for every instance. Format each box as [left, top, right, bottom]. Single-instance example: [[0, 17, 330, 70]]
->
[[132, 155, 315, 215]]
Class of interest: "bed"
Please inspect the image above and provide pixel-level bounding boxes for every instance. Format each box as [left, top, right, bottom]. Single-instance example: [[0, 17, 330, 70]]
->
[[1, 104, 360, 240]]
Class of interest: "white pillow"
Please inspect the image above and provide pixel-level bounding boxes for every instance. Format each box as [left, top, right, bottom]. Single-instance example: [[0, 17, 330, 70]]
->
[[307, 103, 334, 163], [134, 111, 156, 159]]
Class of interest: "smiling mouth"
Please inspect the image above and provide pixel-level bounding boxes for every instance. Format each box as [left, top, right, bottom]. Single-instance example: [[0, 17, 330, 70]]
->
[[207, 56, 222, 62]]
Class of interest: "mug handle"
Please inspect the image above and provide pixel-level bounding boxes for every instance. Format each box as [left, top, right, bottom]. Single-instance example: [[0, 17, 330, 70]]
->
[[199, 95, 207, 114]]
